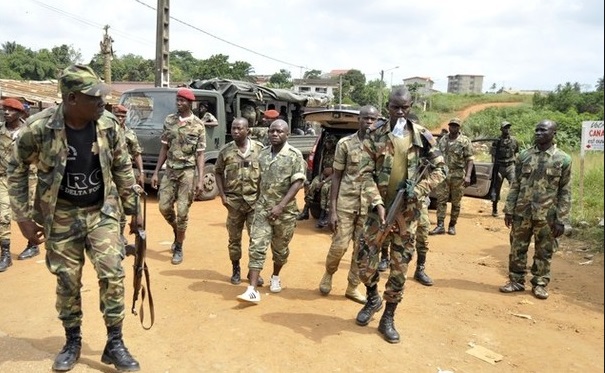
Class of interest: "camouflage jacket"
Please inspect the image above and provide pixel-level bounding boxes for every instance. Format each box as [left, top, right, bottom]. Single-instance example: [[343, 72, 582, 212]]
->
[[161, 113, 206, 170], [333, 132, 376, 215], [504, 144, 572, 224], [256, 142, 306, 213], [215, 138, 265, 205], [364, 119, 446, 210], [0, 121, 25, 174], [124, 127, 143, 158], [491, 136, 519, 165], [437, 133, 474, 178], [7, 105, 137, 234], [250, 127, 269, 146]]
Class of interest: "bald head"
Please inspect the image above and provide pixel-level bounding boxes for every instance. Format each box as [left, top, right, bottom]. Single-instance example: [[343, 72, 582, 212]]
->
[[270, 119, 289, 133], [389, 87, 413, 103]]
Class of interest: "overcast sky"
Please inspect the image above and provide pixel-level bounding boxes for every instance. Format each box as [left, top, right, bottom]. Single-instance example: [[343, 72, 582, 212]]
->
[[1, 0, 603, 92]]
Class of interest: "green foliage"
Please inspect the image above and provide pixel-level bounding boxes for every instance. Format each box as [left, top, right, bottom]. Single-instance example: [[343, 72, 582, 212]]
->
[[303, 69, 322, 79], [570, 152, 604, 250], [267, 69, 293, 88]]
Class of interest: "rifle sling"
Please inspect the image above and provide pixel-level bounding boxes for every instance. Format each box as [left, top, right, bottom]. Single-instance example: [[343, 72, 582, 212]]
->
[[138, 262, 155, 330]]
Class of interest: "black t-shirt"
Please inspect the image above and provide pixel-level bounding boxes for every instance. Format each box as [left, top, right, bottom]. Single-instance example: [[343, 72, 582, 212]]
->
[[58, 122, 104, 207]]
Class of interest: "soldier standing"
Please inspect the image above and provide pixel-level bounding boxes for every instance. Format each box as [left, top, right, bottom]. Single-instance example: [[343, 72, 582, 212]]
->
[[500, 119, 571, 300], [8, 65, 141, 371], [318, 105, 379, 304], [490, 121, 519, 217], [237, 120, 306, 303], [429, 118, 474, 236], [215, 117, 265, 286], [250, 109, 279, 146], [355, 89, 445, 343], [151, 88, 206, 265]]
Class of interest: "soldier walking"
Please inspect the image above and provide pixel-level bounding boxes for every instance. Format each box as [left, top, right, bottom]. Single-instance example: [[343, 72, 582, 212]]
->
[[490, 121, 519, 217]]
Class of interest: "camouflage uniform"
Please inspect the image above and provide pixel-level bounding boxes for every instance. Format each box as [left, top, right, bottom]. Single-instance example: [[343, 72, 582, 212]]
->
[[120, 127, 143, 234], [215, 139, 264, 262], [250, 127, 269, 146], [158, 113, 206, 231], [324, 134, 375, 285], [503, 144, 571, 288], [0, 121, 24, 244], [319, 178, 332, 210], [434, 133, 474, 226], [415, 198, 430, 257], [490, 135, 519, 204], [357, 120, 445, 303], [248, 142, 306, 271], [7, 105, 137, 328]]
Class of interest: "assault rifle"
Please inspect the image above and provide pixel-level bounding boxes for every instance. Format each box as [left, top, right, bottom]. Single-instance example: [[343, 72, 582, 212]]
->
[[367, 159, 433, 251], [127, 184, 154, 330]]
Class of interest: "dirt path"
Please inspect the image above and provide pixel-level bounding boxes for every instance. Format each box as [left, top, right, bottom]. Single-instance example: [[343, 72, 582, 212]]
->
[[439, 102, 522, 129], [1, 103, 602, 373]]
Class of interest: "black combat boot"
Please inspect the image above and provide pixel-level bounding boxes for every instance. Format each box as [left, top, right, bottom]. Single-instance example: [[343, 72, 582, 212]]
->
[[413, 253, 433, 286], [18, 241, 40, 260], [378, 302, 400, 343], [171, 243, 183, 265], [355, 285, 383, 326], [0, 240, 12, 272], [447, 223, 457, 235], [429, 221, 445, 235], [231, 260, 241, 285], [52, 326, 82, 371], [296, 204, 310, 220], [101, 323, 140, 371], [492, 201, 499, 217], [316, 209, 328, 228]]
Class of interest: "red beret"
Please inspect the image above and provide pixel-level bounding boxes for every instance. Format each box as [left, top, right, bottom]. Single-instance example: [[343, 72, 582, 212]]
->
[[264, 109, 280, 119], [1, 98, 25, 112], [114, 104, 128, 113], [176, 88, 195, 101]]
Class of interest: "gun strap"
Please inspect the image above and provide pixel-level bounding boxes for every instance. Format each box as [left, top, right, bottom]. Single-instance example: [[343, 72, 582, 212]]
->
[[138, 262, 155, 330]]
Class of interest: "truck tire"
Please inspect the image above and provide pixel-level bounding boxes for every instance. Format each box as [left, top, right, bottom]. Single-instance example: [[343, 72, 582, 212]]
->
[[195, 163, 219, 201]]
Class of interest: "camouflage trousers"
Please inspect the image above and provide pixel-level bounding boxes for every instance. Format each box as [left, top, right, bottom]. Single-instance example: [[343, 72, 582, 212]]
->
[[324, 210, 367, 286], [435, 176, 464, 224], [491, 163, 515, 203], [47, 202, 126, 328], [507, 216, 556, 287], [158, 168, 195, 231], [319, 182, 331, 209], [225, 199, 255, 262], [248, 207, 297, 271], [0, 177, 10, 241], [356, 202, 420, 303], [415, 203, 430, 256]]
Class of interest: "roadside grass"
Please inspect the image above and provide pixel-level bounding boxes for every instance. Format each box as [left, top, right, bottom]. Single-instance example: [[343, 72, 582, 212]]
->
[[571, 152, 604, 251]]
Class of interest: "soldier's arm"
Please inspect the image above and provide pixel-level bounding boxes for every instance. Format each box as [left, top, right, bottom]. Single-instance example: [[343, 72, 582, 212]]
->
[[7, 127, 37, 222], [504, 153, 523, 215], [556, 155, 573, 226], [111, 126, 137, 215]]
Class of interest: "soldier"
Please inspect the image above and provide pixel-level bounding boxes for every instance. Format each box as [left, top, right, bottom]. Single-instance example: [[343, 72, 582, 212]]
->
[[500, 119, 571, 300], [8, 65, 141, 371], [113, 104, 145, 187], [215, 117, 265, 286], [0, 98, 40, 272], [355, 88, 445, 343], [237, 119, 306, 303], [199, 101, 218, 125], [429, 118, 474, 236], [318, 105, 379, 304], [151, 88, 206, 265], [250, 109, 279, 146], [490, 121, 519, 217]]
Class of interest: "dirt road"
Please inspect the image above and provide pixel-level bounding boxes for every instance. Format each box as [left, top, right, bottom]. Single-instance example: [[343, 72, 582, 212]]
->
[[0, 190, 603, 373], [1, 102, 602, 372]]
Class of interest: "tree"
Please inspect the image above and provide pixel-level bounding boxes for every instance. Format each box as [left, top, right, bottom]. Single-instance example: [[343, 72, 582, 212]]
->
[[303, 69, 322, 79], [596, 77, 604, 92], [268, 69, 292, 88]]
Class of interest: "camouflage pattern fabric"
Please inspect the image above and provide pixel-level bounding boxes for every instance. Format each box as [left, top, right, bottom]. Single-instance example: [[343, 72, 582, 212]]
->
[[58, 64, 110, 97], [504, 144, 572, 286], [357, 119, 446, 303], [491, 163, 515, 203], [250, 127, 269, 146], [319, 179, 331, 209], [434, 133, 474, 223], [303, 175, 324, 204], [247, 142, 306, 270], [490, 136, 519, 203], [323, 133, 376, 285], [415, 200, 430, 256], [124, 127, 143, 158], [0, 122, 25, 240], [7, 105, 136, 328], [215, 139, 264, 261], [0, 178, 10, 241], [48, 204, 125, 328], [201, 112, 218, 124], [161, 113, 206, 170], [158, 168, 196, 231]]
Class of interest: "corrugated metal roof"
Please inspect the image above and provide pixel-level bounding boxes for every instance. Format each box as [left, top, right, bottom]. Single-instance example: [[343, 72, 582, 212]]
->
[[0, 79, 122, 106]]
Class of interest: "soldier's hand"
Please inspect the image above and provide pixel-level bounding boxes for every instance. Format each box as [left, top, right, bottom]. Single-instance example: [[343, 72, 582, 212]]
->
[[463, 176, 472, 188], [137, 173, 146, 187], [376, 205, 386, 226], [551, 222, 565, 238], [129, 215, 143, 234], [150, 173, 159, 189], [17, 220, 46, 245], [329, 210, 338, 233], [504, 214, 513, 228]]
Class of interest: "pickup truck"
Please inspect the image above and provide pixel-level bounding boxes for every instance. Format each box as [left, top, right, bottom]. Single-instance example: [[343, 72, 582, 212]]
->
[[118, 79, 319, 201]]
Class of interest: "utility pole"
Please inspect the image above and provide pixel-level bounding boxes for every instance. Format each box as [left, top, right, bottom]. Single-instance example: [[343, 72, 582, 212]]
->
[[155, 0, 170, 87], [100, 25, 113, 85], [378, 69, 384, 110], [339, 75, 343, 109]]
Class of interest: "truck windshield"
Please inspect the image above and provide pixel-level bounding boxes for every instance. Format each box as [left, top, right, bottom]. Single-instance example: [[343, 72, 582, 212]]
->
[[119, 91, 176, 129]]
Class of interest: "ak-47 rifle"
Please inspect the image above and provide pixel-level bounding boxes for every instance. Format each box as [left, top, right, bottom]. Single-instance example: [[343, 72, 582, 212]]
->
[[128, 184, 154, 330], [366, 159, 433, 252]]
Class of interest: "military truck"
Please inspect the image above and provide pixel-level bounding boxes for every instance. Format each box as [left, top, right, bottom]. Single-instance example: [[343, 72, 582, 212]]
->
[[118, 79, 320, 201]]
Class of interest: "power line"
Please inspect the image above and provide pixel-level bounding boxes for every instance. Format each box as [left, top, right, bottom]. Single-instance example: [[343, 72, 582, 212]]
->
[[132, 0, 308, 70]]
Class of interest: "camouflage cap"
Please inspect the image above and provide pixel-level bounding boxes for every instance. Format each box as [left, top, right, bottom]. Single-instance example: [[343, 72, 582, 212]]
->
[[59, 64, 110, 97], [448, 117, 462, 126], [501, 121, 512, 128]]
